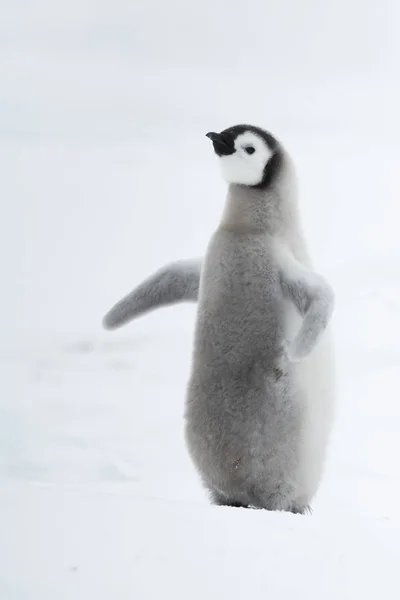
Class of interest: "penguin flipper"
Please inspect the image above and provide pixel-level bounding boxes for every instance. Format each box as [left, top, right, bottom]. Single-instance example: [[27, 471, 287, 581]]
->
[[102, 258, 201, 330], [278, 250, 334, 362]]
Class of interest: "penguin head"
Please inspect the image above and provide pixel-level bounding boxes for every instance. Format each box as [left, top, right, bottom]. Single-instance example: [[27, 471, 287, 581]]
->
[[206, 125, 281, 188]]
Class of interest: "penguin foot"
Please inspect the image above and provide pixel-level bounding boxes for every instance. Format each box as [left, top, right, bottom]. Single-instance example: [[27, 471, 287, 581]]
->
[[209, 490, 249, 509], [289, 504, 313, 515]]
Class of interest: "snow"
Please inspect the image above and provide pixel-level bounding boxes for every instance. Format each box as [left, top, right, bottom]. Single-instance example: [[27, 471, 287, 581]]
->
[[2, 484, 398, 600], [1, 1, 400, 598]]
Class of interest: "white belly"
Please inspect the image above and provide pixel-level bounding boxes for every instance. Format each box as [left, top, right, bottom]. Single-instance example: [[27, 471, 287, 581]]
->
[[284, 300, 336, 501]]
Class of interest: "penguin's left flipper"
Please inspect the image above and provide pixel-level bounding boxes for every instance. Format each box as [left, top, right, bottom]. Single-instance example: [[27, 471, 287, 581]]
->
[[102, 258, 201, 330], [278, 251, 334, 362]]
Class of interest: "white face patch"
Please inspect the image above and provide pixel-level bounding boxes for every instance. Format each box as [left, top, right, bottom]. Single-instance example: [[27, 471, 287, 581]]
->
[[218, 132, 273, 186]]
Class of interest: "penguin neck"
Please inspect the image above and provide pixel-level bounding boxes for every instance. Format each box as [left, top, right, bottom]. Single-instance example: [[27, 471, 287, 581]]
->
[[219, 156, 311, 264], [221, 185, 284, 235]]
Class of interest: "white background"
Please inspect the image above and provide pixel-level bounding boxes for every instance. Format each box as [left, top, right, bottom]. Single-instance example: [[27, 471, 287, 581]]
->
[[1, 2, 400, 598]]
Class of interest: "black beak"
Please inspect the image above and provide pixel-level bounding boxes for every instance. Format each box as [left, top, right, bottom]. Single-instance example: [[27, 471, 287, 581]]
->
[[206, 131, 236, 156]]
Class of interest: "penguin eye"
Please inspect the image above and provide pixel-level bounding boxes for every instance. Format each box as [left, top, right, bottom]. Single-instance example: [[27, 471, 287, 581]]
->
[[244, 146, 255, 155]]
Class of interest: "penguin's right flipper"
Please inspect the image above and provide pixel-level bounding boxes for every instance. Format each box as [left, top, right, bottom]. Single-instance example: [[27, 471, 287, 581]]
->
[[102, 258, 202, 330]]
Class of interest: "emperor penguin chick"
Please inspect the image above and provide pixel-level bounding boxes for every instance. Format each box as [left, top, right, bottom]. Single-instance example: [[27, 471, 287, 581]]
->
[[184, 124, 335, 513]]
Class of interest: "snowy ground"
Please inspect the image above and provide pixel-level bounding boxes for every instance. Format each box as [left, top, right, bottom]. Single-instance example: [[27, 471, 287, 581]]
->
[[2, 2, 400, 599]]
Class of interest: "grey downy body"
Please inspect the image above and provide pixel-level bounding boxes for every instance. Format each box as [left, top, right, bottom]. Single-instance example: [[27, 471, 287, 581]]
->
[[185, 126, 335, 513]]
